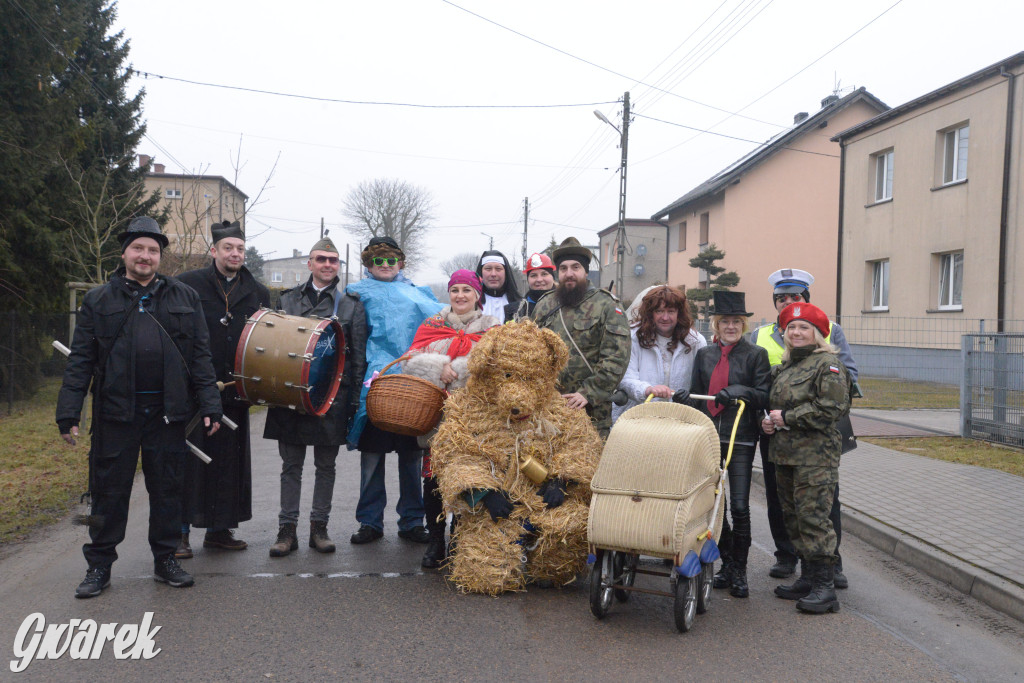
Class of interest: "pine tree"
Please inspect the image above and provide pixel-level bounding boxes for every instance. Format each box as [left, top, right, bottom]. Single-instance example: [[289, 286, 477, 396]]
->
[[687, 244, 740, 322]]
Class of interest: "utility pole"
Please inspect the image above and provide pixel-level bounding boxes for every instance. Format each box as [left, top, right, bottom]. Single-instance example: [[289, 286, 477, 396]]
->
[[481, 232, 494, 250], [345, 243, 350, 287], [522, 197, 529, 264], [594, 92, 630, 298], [320, 217, 324, 240], [615, 92, 630, 299]]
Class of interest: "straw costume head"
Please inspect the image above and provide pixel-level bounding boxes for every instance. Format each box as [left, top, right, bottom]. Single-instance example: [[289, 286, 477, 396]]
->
[[430, 320, 603, 595]]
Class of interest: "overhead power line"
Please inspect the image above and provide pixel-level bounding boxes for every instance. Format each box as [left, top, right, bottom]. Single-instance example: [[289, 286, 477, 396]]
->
[[632, 112, 839, 158], [131, 70, 615, 110]]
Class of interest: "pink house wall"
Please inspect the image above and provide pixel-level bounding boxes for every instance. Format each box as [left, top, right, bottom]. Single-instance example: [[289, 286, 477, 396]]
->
[[666, 101, 883, 324]]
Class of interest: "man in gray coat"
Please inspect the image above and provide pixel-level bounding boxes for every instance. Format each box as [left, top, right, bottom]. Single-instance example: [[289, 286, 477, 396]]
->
[[263, 237, 367, 556]]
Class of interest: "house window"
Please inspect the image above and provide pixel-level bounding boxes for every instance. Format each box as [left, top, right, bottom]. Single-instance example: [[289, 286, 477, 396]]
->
[[873, 150, 894, 201], [678, 221, 687, 251], [937, 251, 963, 310], [870, 260, 889, 310], [165, 188, 182, 199], [943, 124, 969, 184], [295, 273, 303, 282], [699, 213, 709, 246], [271, 272, 283, 283]]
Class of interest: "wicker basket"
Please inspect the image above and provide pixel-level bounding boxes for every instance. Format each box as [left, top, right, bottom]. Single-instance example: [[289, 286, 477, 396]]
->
[[366, 356, 446, 436]]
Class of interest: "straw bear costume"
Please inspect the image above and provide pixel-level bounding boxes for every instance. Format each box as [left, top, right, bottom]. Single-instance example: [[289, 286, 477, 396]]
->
[[431, 320, 603, 594]]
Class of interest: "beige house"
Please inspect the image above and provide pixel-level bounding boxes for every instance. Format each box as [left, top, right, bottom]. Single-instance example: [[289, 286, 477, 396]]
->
[[652, 89, 888, 324], [597, 219, 668, 303], [833, 52, 1024, 332], [139, 154, 248, 256]]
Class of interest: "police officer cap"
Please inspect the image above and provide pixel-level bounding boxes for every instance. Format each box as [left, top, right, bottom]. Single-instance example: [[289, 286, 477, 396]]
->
[[118, 216, 169, 251], [211, 220, 244, 244], [768, 268, 814, 294]]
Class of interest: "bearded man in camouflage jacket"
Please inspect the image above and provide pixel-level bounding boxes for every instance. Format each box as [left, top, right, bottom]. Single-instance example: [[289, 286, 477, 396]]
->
[[533, 237, 630, 438]]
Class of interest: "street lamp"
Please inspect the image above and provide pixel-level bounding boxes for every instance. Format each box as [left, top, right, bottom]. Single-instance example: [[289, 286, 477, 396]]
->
[[481, 232, 495, 250], [594, 92, 630, 298]]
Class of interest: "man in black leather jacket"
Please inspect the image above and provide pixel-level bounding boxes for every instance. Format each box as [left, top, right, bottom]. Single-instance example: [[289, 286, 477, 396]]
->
[[56, 217, 222, 598]]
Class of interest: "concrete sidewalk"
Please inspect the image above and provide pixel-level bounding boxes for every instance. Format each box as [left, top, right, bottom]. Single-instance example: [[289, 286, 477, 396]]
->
[[754, 411, 1024, 623]]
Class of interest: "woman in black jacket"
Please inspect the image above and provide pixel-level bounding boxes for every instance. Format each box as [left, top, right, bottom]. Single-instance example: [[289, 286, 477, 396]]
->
[[674, 291, 770, 598]]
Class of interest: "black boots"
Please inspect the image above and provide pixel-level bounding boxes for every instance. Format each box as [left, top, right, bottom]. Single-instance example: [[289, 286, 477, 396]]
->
[[269, 523, 298, 557], [309, 521, 336, 553], [774, 558, 813, 600], [729, 540, 750, 598], [769, 553, 797, 578], [421, 530, 446, 569], [713, 556, 733, 589], [75, 566, 111, 599], [796, 563, 840, 614]]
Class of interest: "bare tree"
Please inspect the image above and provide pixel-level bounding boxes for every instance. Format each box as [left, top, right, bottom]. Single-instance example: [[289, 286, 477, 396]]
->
[[54, 151, 152, 284], [439, 251, 480, 277], [341, 178, 435, 270], [160, 139, 279, 275]]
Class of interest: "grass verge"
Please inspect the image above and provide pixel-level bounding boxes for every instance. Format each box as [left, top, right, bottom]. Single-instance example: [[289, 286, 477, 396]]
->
[[861, 436, 1024, 478], [857, 378, 959, 409], [0, 377, 88, 545]]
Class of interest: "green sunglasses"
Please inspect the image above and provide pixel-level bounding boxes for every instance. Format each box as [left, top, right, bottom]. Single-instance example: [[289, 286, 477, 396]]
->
[[372, 257, 399, 266]]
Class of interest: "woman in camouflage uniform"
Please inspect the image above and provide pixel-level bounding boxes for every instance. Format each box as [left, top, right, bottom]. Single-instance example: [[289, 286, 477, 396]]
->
[[762, 302, 851, 615]]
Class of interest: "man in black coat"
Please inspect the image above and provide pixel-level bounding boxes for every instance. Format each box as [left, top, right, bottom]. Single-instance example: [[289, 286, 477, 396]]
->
[[177, 221, 271, 557], [56, 217, 222, 598], [263, 237, 367, 556]]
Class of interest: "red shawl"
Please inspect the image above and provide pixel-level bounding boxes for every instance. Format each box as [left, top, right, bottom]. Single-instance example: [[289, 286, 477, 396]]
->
[[406, 315, 484, 360]]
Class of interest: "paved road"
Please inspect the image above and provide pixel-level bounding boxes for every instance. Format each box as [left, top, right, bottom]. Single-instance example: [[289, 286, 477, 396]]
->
[[1, 413, 1022, 682]]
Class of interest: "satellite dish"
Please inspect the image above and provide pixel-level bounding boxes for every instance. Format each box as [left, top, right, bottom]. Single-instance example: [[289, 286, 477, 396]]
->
[[634, 264, 645, 277], [636, 244, 647, 256]]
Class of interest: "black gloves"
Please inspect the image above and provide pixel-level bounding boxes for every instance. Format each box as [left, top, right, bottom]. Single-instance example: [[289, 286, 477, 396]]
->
[[538, 477, 567, 509], [714, 388, 737, 407], [482, 489, 514, 521], [672, 389, 694, 406]]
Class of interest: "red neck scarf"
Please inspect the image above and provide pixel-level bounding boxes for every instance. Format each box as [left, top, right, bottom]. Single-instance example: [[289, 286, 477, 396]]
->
[[707, 341, 735, 417], [407, 319, 483, 360]]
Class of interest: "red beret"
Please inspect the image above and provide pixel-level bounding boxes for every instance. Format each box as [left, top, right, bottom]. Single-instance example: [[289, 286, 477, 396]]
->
[[778, 302, 830, 338]]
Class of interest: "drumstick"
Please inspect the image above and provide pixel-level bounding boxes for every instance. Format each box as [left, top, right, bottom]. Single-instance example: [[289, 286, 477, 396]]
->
[[216, 380, 235, 392]]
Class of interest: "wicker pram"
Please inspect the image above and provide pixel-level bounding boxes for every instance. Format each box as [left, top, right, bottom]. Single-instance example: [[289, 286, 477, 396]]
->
[[586, 396, 745, 633]]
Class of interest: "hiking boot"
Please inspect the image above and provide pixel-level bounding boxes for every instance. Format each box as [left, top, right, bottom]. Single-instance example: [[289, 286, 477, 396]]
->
[[204, 529, 247, 550], [834, 563, 849, 589], [398, 526, 430, 544], [421, 531, 446, 569], [713, 561, 734, 590], [730, 563, 749, 598], [175, 533, 193, 559], [769, 555, 797, 578], [774, 559, 813, 600], [269, 523, 298, 557], [309, 521, 336, 553], [153, 556, 194, 588], [350, 524, 384, 544], [796, 563, 840, 614], [75, 566, 111, 599]]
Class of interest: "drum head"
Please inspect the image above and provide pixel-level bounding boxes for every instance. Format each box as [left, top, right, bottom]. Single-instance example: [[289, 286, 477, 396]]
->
[[305, 320, 344, 415]]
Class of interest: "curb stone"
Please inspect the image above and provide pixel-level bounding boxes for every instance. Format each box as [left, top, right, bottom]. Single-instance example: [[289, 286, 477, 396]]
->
[[751, 467, 1024, 624]]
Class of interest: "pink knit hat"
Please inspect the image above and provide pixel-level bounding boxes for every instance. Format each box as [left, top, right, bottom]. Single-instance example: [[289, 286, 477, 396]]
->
[[448, 269, 483, 299]]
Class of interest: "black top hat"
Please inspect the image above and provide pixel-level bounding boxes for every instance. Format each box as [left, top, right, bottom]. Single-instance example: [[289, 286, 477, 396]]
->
[[712, 290, 753, 317]]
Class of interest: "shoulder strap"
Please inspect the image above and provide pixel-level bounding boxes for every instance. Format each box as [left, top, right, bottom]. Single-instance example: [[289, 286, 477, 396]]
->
[[559, 308, 594, 375]]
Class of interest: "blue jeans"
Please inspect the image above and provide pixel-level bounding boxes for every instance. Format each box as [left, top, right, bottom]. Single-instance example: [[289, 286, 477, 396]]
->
[[355, 451, 424, 531]]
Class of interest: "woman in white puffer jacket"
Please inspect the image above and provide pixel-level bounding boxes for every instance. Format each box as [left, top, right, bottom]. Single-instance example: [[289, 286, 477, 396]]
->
[[613, 285, 706, 422]]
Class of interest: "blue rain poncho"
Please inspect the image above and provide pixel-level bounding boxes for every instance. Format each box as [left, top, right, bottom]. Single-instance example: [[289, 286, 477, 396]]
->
[[346, 272, 442, 448]]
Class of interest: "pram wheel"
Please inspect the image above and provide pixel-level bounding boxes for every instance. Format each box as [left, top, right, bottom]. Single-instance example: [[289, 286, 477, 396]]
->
[[613, 552, 637, 603], [589, 549, 614, 618], [696, 562, 714, 614], [674, 574, 698, 632]]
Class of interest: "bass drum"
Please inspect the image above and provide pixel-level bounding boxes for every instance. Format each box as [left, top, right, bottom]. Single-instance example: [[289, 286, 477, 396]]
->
[[233, 308, 345, 416]]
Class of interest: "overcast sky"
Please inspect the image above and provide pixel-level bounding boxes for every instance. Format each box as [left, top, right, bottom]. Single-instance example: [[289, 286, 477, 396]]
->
[[114, 0, 1024, 286]]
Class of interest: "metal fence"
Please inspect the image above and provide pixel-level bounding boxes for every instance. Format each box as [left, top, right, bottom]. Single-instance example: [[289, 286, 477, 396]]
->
[[0, 311, 71, 416], [961, 333, 1024, 448]]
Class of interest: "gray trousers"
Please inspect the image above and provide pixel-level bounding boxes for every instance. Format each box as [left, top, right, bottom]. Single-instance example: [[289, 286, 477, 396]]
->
[[277, 442, 339, 525]]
